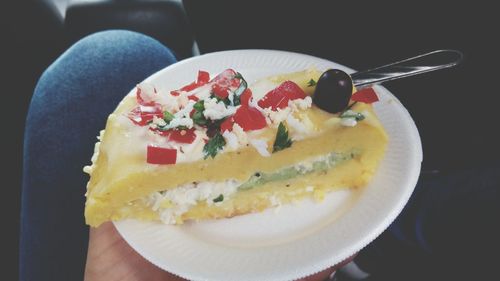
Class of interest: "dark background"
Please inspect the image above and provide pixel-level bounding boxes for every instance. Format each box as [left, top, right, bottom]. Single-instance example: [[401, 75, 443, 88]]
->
[[3, 0, 498, 280]]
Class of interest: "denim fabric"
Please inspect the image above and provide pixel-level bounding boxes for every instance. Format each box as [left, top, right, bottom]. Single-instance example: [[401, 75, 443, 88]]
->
[[20, 30, 177, 281]]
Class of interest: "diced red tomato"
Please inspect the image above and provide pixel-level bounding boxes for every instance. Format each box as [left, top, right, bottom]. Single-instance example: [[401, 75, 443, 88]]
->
[[211, 69, 240, 88], [197, 70, 210, 84], [180, 81, 199, 92], [187, 95, 199, 101], [189, 109, 196, 117], [136, 87, 156, 106], [351, 87, 379, 104], [154, 128, 197, 144], [258, 81, 307, 110], [168, 128, 197, 143], [212, 84, 229, 99], [220, 117, 234, 132], [240, 88, 252, 106], [147, 145, 177, 164], [170, 69, 211, 96], [128, 104, 163, 126], [233, 105, 267, 131]]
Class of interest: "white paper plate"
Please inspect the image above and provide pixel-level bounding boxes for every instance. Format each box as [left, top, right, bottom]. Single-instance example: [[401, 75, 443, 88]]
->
[[114, 50, 423, 281]]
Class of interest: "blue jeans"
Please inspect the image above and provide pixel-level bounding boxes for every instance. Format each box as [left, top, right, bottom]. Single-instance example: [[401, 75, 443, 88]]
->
[[21, 30, 499, 281], [20, 30, 177, 281]]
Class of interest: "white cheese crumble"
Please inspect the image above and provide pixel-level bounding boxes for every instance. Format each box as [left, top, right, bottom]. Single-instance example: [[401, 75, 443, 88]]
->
[[145, 179, 241, 224], [150, 116, 166, 128], [159, 100, 197, 130], [232, 123, 249, 146], [203, 98, 237, 120], [340, 118, 358, 127], [136, 82, 157, 104], [260, 97, 312, 131], [289, 96, 312, 110], [286, 114, 308, 135], [158, 92, 182, 113], [188, 83, 212, 100], [175, 100, 196, 119], [222, 131, 239, 150], [263, 107, 291, 127], [249, 139, 271, 157], [175, 130, 207, 163], [249, 95, 265, 111], [166, 117, 194, 129], [177, 94, 190, 109]]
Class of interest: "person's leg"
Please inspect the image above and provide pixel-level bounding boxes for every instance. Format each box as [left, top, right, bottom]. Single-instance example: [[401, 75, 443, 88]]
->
[[20, 30, 177, 281]]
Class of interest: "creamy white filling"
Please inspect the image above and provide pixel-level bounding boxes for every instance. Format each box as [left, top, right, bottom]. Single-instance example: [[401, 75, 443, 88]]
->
[[144, 179, 241, 224]]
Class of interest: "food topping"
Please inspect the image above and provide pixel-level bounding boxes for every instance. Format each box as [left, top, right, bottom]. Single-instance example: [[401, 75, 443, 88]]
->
[[203, 132, 226, 159], [351, 87, 379, 104], [170, 70, 210, 96], [126, 69, 378, 164], [147, 146, 177, 164], [258, 80, 307, 110], [128, 104, 163, 126], [273, 122, 293, 153], [312, 69, 353, 114]]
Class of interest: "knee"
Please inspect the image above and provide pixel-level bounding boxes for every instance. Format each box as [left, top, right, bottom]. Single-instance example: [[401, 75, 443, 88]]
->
[[29, 30, 178, 142], [32, 30, 177, 111], [36, 30, 176, 88], [68, 30, 177, 63]]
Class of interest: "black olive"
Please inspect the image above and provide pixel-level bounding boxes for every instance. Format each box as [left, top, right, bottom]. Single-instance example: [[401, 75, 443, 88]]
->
[[312, 69, 353, 114]]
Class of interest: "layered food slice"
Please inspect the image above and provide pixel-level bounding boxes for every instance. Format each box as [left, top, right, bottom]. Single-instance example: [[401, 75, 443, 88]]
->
[[84, 68, 388, 226]]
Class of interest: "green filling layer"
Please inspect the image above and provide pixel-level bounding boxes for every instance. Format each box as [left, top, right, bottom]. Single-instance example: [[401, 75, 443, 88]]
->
[[237, 151, 357, 190]]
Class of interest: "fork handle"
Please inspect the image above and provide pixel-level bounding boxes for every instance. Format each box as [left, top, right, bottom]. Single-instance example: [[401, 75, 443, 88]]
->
[[351, 49, 463, 87]]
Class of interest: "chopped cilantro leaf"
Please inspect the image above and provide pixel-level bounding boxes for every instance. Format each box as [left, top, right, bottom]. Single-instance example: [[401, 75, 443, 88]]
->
[[273, 122, 293, 153], [156, 111, 174, 130], [210, 94, 231, 106], [203, 131, 226, 159], [340, 111, 365, 121], [163, 111, 175, 123], [307, 79, 317, 87], [213, 194, 224, 203], [192, 101, 208, 126], [192, 111, 208, 125], [234, 72, 244, 80], [232, 72, 248, 106], [193, 100, 205, 111]]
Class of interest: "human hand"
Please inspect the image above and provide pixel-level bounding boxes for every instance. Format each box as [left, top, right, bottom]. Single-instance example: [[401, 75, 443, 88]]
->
[[84, 222, 355, 281], [84, 222, 184, 281]]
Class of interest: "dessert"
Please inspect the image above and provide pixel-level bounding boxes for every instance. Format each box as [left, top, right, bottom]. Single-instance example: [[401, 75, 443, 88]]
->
[[84, 68, 388, 227]]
